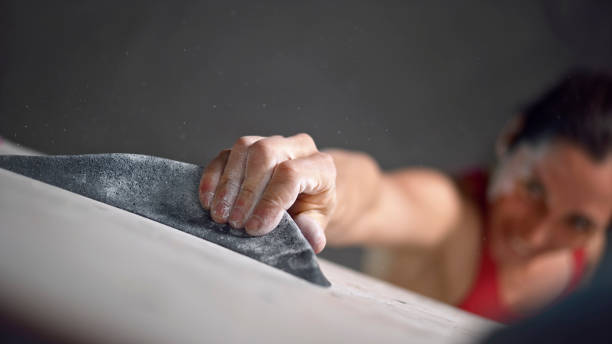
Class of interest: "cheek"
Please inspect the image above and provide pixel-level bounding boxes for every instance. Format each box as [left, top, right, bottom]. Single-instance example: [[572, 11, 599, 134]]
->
[[552, 227, 591, 250]]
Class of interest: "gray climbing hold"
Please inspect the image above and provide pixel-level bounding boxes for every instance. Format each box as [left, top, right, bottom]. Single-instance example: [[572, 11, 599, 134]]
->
[[0, 154, 331, 287]]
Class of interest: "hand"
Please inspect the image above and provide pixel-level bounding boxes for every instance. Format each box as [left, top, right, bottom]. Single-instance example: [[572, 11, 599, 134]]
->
[[198, 133, 337, 253]]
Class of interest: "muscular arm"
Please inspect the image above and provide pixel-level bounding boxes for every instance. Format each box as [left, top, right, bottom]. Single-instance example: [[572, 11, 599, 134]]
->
[[324, 149, 464, 249], [199, 134, 466, 254]]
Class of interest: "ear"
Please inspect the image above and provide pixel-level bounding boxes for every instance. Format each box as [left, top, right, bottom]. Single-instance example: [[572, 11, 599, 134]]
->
[[496, 114, 525, 158]]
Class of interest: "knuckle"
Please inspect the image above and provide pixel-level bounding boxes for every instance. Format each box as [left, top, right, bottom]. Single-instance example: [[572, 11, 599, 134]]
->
[[235, 136, 255, 149], [296, 132, 315, 148], [249, 140, 277, 164], [251, 138, 273, 152], [276, 161, 300, 181]]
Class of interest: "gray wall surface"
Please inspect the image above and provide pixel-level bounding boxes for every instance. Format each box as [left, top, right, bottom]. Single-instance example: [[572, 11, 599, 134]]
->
[[1, 0, 611, 270]]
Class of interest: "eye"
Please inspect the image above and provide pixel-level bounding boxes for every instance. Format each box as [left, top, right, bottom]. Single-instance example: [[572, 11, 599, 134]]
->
[[524, 178, 545, 200], [567, 215, 593, 233]]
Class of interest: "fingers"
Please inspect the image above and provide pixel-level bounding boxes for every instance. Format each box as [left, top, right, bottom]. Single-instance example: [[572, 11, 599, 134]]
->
[[199, 134, 335, 253], [227, 134, 318, 228], [226, 149, 276, 229], [210, 136, 263, 223], [244, 152, 336, 236], [199, 149, 230, 209]]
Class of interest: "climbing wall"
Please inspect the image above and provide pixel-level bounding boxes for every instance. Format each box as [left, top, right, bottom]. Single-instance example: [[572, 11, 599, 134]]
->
[[0, 139, 497, 343]]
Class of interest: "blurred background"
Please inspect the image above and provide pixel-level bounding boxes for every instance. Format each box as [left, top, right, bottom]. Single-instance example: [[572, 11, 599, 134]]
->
[[1, 0, 611, 270]]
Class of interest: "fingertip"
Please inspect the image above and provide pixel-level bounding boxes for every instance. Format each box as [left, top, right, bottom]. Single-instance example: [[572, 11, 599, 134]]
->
[[294, 213, 326, 254], [228, 208, 246, 229], [311, 233, 326, 254], [244, 207, 285, 236], [210, 199, 231, 223], [199, 191, 214, 210], [244, 215, 268, 236], [199, 148, 231, 210]]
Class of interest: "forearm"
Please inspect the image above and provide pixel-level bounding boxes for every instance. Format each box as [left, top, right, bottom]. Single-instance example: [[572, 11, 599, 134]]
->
[[323, 148, 384, 245], [323, 149, 464, 249]]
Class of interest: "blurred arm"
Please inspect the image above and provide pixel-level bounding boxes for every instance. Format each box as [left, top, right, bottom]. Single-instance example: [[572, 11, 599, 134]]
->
[[325, 149, 464, 250]]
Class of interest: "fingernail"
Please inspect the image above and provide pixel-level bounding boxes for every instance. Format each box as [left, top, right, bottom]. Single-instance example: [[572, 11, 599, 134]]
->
[[213, 202, 230, 221], [244, 217, 262, 234], [200, 191, 214, 208], [228, 208, 243, 228]]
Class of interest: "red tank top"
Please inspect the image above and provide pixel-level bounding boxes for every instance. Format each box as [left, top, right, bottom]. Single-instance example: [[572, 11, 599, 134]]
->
[[456, 169, 587, 323]]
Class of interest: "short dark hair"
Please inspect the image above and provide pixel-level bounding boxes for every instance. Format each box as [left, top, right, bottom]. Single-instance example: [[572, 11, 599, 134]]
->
[[509, 70, 612, 161]]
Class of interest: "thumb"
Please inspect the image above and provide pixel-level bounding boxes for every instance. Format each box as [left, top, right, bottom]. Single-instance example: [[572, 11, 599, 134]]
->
[[293, 211, 327, 254]]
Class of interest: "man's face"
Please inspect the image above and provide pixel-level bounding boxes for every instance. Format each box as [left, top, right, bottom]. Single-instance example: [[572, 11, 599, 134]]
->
[[488, 141, 612, 264]]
